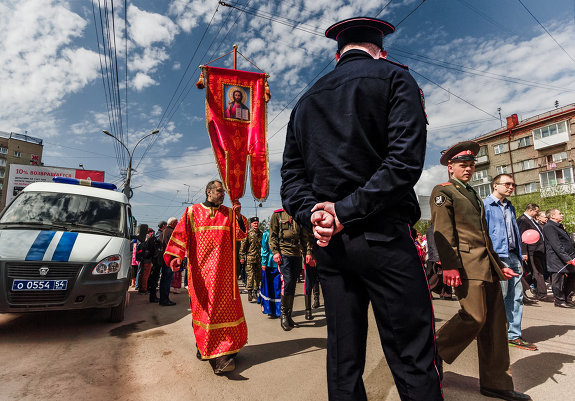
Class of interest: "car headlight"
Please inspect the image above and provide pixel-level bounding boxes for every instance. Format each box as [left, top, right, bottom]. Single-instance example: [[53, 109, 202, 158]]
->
[[93, 255, 121, 274]]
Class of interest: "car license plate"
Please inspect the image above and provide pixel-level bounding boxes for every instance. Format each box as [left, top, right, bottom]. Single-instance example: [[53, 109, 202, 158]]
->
[[11, 279, 68, 291]]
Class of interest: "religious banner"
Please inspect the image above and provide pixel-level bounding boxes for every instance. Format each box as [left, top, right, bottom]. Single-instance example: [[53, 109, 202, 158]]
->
[[201, 65, 269, 202]]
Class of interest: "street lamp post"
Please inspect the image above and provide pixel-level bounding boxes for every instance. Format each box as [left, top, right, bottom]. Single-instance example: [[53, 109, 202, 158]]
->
[[102, 129, 159, 198]]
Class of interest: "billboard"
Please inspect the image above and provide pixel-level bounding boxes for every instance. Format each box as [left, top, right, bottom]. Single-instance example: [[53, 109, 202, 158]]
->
[[6, 164, 105, 205]]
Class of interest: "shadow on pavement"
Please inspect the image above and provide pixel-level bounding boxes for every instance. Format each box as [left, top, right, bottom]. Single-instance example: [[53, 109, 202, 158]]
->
[[0, 289, 189, 342], [440, 372, 485, 399], [511, 352, 575, 392], [291, 307, 327, 328], [521, 324, 575, 343], [227, 337, 327, 380]]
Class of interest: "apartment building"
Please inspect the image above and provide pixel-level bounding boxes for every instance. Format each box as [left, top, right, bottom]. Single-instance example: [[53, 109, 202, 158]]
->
[[469, 104, 575, 199], [0, 131, 43, 209]]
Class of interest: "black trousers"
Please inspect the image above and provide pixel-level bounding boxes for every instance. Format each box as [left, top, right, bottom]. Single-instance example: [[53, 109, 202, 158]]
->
[[278, 255, 302, 296], [147, 262, 161, 299], [304, 263, 320, 294], [314, 224, 442, 401], [529, 252, 547, 297]]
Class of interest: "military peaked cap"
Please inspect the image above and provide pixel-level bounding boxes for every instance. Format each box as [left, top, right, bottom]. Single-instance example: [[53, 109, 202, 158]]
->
[[249, 216, 259, 223], [325, 17, 395, 51], [440, 141, 480, 166]]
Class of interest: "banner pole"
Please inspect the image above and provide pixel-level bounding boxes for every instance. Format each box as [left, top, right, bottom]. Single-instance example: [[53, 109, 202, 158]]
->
[[232, 207, 237, 300], [233, 44, 238, 70]]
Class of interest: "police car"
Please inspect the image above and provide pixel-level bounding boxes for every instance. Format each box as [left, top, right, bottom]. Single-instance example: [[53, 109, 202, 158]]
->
[[0, 177, 135, 322]]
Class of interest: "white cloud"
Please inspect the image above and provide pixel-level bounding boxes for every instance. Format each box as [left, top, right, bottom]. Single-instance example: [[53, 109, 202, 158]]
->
[[415, 164, 449, 196], [132, 72, 157, 91], [168, 0, 217, 33], [419, 24, 575, 151], [128, 4, 179, 48], [0, 0, 100, 135]]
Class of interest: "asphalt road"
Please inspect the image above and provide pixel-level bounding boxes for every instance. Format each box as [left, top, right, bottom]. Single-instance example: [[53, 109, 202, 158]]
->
[[0, 285, 573, 401]]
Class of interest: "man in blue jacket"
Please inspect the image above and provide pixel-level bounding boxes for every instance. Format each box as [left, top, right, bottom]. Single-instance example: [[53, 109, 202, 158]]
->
[[483, 174, 537, 351]]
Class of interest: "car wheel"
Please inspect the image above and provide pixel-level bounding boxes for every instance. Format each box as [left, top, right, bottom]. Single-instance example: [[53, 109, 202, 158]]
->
[[110, 291, 129, 323]]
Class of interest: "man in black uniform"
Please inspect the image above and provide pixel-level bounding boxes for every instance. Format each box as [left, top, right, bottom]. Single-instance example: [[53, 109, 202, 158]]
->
[[281, 17, 441, 401]]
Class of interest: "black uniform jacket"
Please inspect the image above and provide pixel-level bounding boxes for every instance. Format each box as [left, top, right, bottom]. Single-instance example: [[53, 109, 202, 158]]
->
[[430, 179, 506, 282], [516, 214, 545, 255], [543, 220, 575, 273], [281, 50, 427, 238]]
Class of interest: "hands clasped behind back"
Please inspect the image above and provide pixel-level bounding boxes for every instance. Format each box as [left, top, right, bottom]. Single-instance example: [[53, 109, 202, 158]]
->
[[310, 202, 344, 247]]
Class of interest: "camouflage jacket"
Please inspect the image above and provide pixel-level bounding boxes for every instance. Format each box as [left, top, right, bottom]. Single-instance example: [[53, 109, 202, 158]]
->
[[240, 228, 263, 265]]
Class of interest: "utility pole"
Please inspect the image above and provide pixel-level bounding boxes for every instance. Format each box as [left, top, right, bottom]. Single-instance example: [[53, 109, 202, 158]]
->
[[102, 129, 159, 198]]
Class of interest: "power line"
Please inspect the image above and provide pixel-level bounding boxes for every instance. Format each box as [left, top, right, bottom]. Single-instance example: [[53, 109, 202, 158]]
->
[[516, 0, 575, 65], [92, 0, 127, 172], [392, 57, 500, 120], [133, 3, 222, 173], [395, 0, 427, 27], [390, 46, 575, 93]]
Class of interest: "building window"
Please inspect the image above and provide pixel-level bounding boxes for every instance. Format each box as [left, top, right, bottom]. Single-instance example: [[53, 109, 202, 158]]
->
[[496, 165, 509, 175], [517, 136, 532, 148], [0, 171, 4, 178], [521, 159, 535, 170], [0, 147, 7, 154], [540, 167, 574, 187], [0, 158, 5, 167], [524, 182, 538, 193], [0, 182, 3, 190], [493, 143, 508, 155], [14, 151, 21, 158], [473, 184, 491, 199], [477, 146, 487, 157], [472, 170, 488, 182], [547, 152, 568, 163], [533, 121, 568, 140]]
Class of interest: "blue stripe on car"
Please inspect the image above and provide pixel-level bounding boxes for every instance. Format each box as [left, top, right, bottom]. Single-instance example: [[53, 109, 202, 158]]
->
[[25, 231, 56, 261], [52, 232, 79, 262]]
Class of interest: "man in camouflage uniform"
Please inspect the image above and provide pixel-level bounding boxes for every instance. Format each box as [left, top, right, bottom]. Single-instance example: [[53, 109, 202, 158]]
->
[[240, 217, 263, 302], [269, 209, 308, 331]]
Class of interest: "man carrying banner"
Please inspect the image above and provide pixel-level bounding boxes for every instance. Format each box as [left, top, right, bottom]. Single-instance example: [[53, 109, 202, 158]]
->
[[164, 180, 248, 375]]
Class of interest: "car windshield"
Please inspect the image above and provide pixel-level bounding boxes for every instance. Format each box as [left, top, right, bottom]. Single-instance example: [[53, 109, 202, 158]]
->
[[0, 191, 125, 237]]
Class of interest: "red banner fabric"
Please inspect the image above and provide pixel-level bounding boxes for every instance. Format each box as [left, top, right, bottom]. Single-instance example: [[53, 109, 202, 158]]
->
[[203, 66, 269, 202]]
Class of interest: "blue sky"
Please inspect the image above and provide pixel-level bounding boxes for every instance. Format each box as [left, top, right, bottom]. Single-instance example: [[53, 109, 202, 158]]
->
[[2, 0, 575, 228]]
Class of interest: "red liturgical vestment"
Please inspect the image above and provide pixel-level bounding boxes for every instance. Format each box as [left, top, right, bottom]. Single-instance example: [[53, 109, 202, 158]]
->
[[164, 203, 248, 359]]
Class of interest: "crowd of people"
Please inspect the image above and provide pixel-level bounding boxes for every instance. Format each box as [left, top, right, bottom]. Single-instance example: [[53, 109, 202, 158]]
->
[[131, 218, 181, 306], [125, 16, 575, 401], [238, 211, 321, 329], [416, 198, 575, 312]]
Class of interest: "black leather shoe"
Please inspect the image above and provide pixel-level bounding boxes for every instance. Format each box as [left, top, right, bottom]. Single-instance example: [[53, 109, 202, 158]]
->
[[159, 301, 176, 306], [554, 301, 575, 308], [210, 355, 235, 375], [480, 387, 531, 400], [149, 298, 159, 303]]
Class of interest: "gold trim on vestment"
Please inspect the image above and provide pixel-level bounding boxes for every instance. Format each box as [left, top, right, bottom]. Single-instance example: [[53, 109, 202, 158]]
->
[[199, 348, 244, 360], [192, 316, 245, 330], [170, 237, 186, 248], [193, 225, 231, 232], [164, 250, 180, 258]]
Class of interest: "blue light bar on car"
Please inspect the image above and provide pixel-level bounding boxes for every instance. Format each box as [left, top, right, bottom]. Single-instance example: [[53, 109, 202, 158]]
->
[[53, 176, 117, 190]]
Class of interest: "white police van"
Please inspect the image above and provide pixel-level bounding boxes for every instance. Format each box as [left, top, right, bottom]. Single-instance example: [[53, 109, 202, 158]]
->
[[0, 177, 135, 322]]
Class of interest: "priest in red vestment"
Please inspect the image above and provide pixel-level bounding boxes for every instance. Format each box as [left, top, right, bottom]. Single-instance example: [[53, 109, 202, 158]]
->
[[164, 180, 248, 374]]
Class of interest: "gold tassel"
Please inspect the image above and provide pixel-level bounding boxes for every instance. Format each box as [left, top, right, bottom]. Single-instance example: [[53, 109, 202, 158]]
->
[[264, 80, 271, 103], [196, 71, 205, 89]]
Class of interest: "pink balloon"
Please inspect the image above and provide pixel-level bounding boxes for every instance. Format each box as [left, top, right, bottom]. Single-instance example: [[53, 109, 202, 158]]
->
[[521, 229, 540, 244]]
